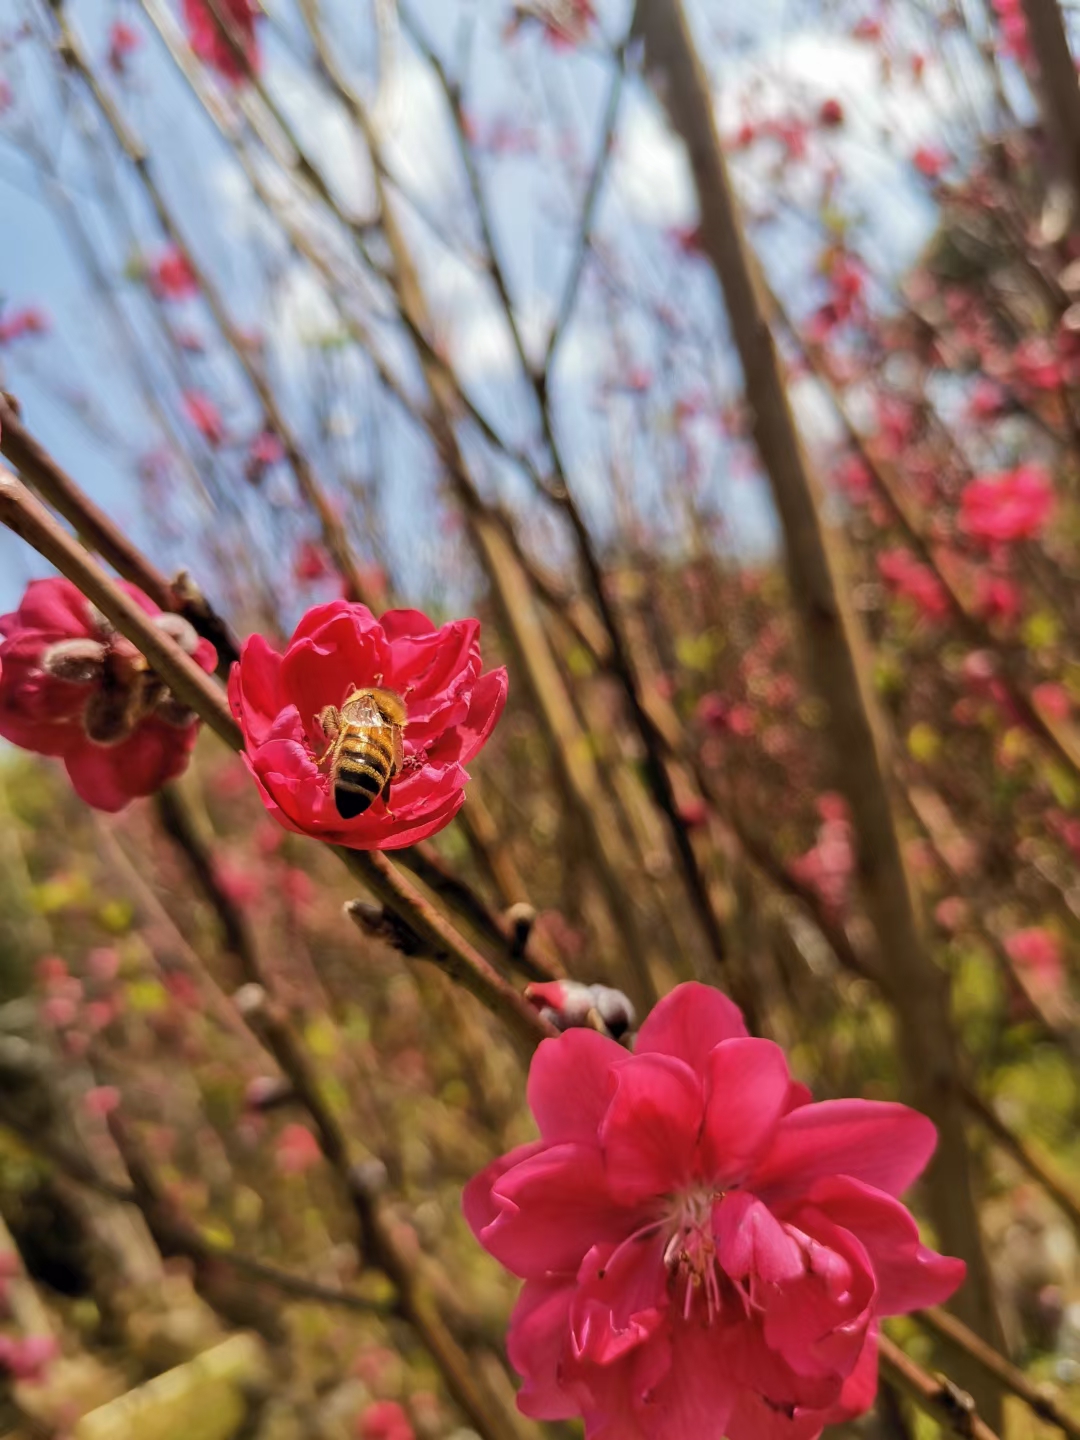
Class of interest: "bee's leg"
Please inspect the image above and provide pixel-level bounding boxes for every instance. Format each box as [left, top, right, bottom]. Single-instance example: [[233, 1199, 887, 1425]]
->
[[315, 706, 341, 767], [382, 774, 396, 820], [318, 705, 342, 737]]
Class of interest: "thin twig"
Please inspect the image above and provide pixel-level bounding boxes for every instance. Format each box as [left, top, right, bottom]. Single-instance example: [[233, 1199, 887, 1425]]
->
[[96, 815, 261, 1053], [155, 785, 262, 985], [541, 47, 625, 373], [915, 1306, 1080, 1437], [878, 1334, 1001, 1440], [397, 840, 564, 984], [962, 1083, 1080, 1234]]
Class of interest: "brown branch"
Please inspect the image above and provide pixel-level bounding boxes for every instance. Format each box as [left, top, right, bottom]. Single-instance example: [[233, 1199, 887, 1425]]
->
[[0, 464, 241, 748], [95, 815, 264, 1055], [0, 393, 238, 670], [396, 840, 564, 985], [343, 850, 555, 1055], [915, 1306, 1080, 1437], [469, 518, 662, 1006], [630, 0, 1006, 1414], [878, 1334, 1001, 1440], [542, 52, 625, 374], [1018, 0, 1080, 204]]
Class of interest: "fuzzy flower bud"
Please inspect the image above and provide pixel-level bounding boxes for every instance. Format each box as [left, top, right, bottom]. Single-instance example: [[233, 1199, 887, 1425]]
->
[[525, 980, 636, 1040]]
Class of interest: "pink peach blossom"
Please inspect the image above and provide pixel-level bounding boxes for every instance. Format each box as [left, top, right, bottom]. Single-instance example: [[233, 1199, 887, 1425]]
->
[[466, 983, 963, 1440], [107, 19, 142, 72], [1033, 683, 1071, 721], [148, 246, 198, 301], [182, 390, 225, 447], [83, 1086, 121, 1118], [876, 549, 949, 621], [0, 1334, 58, 1383]]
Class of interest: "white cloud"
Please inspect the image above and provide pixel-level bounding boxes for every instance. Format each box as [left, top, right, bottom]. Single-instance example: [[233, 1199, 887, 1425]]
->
[[270, 57, 377, 219], [613, 97, 696, 228]]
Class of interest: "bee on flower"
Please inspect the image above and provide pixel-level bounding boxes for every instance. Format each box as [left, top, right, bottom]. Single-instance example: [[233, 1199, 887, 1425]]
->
[[229, 601, 507, 849]]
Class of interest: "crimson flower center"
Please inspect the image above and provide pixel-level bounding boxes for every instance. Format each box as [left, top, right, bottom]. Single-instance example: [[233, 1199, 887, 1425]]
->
[[662, 1184, 723, 1323]]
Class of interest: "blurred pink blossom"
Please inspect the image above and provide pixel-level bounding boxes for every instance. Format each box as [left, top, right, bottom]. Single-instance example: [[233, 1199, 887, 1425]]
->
[[358, 1400, 415, 1440], [0, 1334, 58, 1383], [275, 1123, 322, 1175], [960, 466, 1053, 546], [1005, 928, 1065, 990]]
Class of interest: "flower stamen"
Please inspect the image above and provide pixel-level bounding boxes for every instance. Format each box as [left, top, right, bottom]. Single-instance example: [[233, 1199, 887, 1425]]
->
[[664, 1186, 722, 1324]]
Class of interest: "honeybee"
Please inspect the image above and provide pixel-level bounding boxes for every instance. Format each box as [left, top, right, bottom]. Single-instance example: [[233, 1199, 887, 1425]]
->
[[318, 687, 407, 819]]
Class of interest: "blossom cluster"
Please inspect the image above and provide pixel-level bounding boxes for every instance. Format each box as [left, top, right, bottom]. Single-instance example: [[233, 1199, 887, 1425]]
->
[[0, 579, 216, 812]]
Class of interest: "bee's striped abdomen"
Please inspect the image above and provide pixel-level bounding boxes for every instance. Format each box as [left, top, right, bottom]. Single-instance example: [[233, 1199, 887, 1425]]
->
[[332, 724, 394, 818]]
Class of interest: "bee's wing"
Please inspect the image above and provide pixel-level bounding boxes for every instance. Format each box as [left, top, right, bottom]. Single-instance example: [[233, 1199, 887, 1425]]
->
[[348, 696, 384, 726]]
